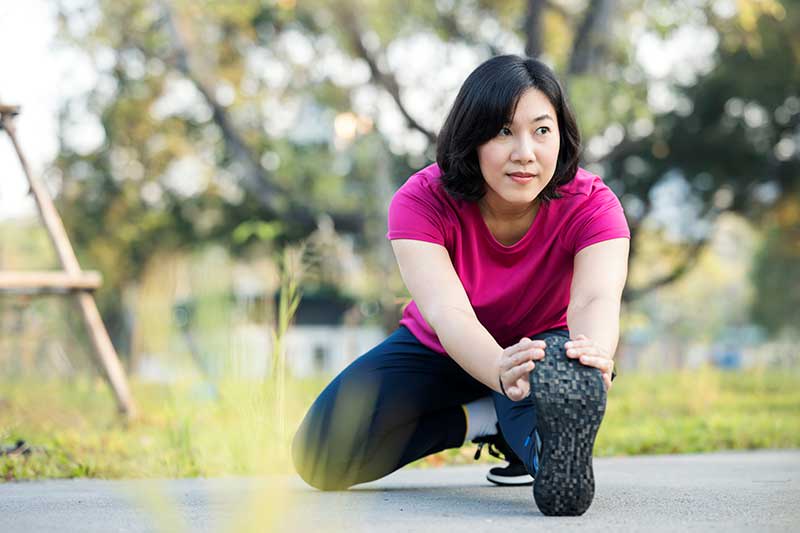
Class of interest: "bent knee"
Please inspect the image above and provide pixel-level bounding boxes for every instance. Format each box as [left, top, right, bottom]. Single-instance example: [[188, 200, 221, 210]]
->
[[291, 424, 352, 491]]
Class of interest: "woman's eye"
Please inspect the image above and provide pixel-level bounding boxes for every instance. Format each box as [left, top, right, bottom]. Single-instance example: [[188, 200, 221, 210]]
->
[[536, 126, 550, 135], [498, 126, 512, 136]]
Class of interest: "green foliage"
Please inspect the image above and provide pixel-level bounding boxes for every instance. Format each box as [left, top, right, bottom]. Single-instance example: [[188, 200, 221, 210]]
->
[[595, 366, 800, 455], [605, 1, 800, 219], [2, 368, 798, 480], [749, 196, 800, 334], [271, 244, 306, 451], [0, 377, 321, 480], [232, 220, 283, 245]]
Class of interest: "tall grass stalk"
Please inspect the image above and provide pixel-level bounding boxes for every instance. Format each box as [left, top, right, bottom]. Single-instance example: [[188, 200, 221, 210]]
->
[[269, 244, 305, 458]]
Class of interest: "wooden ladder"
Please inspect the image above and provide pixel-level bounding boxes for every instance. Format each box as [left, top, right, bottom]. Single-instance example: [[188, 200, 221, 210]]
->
[[0, 103, 137, 419]]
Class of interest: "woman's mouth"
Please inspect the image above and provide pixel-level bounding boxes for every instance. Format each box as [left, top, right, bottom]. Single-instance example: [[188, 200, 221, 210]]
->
[[508, 172, 535, 184]]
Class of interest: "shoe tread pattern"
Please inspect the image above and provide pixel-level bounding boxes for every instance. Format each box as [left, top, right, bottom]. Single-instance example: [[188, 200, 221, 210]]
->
[[530, 335, 607, 516]]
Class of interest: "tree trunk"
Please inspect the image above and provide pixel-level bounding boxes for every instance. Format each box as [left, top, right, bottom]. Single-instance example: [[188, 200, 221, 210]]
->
[[568, 0, 615, 76], [524, 0, 547, 58]]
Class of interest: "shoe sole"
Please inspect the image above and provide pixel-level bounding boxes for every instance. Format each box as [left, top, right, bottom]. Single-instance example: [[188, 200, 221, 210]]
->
[[486, 472, 534, 486], [529, 335, 607, 516]]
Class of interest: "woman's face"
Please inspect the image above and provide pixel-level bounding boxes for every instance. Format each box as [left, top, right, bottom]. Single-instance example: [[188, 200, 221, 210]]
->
[[477, 88, 561, 213]]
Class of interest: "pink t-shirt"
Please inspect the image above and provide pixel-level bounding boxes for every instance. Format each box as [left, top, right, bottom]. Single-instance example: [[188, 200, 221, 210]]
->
[[386, 163, 630, 355]]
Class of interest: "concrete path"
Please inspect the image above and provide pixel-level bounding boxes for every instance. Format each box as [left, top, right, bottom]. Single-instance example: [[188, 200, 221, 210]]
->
[[1, 450, 798, 532]]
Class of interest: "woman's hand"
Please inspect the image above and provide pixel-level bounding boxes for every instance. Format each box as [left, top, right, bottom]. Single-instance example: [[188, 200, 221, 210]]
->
[[498, 338, 546, 401], [564, 334, 614, 391]]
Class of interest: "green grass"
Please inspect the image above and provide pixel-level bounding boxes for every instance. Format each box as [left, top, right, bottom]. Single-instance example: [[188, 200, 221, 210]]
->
[[1, 367, 798, 481], [596, 366, 800, 454]]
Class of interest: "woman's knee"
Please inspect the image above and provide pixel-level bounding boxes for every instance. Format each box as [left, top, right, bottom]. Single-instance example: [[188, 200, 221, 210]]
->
[[291, 426, 350, 490], [289, 352, 396, 490], [291, 406, 350, 490], [291, 390, 373, 491]]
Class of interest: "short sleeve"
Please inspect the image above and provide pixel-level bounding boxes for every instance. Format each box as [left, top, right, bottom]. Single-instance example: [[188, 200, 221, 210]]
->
[[564, 186, 630, 255], [386, 180, 447, 246]]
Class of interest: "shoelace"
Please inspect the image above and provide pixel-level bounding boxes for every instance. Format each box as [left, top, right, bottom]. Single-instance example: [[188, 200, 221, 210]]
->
[[473, 440, 506, 461]]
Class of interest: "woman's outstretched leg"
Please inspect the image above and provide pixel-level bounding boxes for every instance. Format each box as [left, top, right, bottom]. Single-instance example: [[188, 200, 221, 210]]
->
[[494, 329, 608, 516]]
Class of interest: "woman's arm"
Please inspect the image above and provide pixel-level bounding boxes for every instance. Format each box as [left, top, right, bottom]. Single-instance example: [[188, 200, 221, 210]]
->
[[565, 238, 630, 389], [391, 239, 543, 396]]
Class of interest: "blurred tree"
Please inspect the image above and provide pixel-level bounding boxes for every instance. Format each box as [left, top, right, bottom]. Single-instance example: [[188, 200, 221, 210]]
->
[[49, 0, 799, 351], [52, 0, 405, 346], [749, 194, 800, 335], [603, 0, 800, 300]]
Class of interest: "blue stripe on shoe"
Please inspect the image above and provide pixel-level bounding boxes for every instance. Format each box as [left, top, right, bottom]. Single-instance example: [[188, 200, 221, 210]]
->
[[533, 429, 542, 475]]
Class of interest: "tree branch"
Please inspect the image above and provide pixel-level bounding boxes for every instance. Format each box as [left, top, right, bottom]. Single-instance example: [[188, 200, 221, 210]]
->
[[334, 3, 437, 146], [158, 1, 364, 236], [437, 9, 502, 57], [160, 2, 282, 211], [622, 238, 707, 302], [591, 135, 650, 165], [567, 0, 615, 76]]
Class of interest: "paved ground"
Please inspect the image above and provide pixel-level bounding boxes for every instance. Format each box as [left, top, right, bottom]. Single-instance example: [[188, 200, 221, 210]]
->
[[0, 450, 797, 532]]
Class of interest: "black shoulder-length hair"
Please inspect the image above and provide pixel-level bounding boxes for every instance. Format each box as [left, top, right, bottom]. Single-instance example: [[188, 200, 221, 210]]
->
[[436, 55, 581, 203]]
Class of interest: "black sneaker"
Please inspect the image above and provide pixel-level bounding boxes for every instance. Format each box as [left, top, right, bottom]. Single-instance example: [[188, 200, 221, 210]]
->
[[487, 460, 533, 486], [529, 335, 607, 516], [473, 424, 534, 486]]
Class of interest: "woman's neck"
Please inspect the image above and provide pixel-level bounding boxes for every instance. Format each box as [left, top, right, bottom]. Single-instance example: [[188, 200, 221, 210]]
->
[[478, 194, 540, 224], [478, 195, 541, 247]]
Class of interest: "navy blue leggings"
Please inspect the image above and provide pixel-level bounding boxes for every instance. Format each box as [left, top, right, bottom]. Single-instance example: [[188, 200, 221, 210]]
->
[[291, 325, 569, 490]]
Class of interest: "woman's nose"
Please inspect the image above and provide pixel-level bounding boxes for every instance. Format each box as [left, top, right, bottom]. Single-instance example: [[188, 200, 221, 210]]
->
[[512, 136, 536, 164]]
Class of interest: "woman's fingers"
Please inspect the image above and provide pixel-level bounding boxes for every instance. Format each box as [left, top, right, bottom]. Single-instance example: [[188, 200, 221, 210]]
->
[[501, 359, 535, 400], [524, 338, 547, 348], [565, 341, 595, 358], [581, 356, 614, 373], [505, 377, 530, 400], [564, 336, 588, 346], [578, 355, 614, 372], [561, 335, 614, 392], [565, 339, 591, 348], [573, 353, 615, 391], [513, 348, 544, 364], [508, 350, 533, 367], [501, 347, 545, 373], [500, 339, 546, 401], [564, 336, 610, 368], [509, 388, 528, 401], [503, 360, 535, 384], [512, 338, 546, 353]]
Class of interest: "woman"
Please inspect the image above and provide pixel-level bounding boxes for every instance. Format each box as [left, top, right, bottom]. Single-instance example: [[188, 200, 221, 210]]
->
[[292, 55, 630, 516]]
